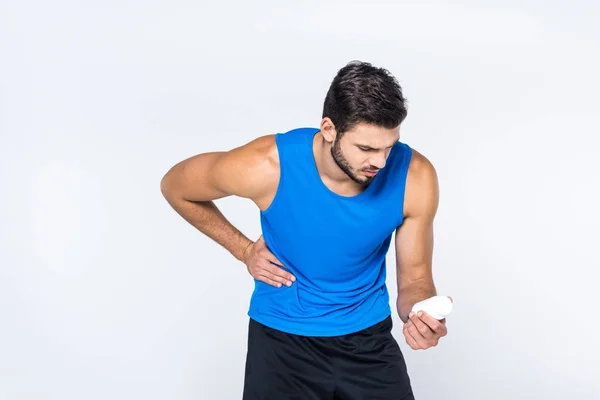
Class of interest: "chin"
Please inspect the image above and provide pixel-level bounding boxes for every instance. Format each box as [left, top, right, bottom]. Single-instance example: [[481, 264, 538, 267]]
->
[[357, 175, 374, 185]]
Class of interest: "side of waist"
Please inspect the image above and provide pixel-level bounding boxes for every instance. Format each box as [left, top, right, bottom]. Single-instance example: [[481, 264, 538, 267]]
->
[[247, 282, 392, 336]]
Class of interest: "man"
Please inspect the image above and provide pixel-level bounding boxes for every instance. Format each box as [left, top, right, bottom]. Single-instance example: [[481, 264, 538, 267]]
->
[[160, 61, 450, 399]]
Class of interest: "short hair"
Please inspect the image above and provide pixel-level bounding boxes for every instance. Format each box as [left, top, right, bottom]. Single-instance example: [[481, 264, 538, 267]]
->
[[322, 60, 408, 135]]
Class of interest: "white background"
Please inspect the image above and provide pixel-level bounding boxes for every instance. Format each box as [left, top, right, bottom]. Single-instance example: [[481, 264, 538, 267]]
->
[[1, 1, 599, 399]]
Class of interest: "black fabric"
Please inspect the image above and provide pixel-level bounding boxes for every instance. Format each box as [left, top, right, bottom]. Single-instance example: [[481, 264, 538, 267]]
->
[[242, 316, 415, 400]]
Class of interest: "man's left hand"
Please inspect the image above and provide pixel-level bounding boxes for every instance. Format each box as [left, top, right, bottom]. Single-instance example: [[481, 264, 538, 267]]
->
[[402, 311, 448, 350]]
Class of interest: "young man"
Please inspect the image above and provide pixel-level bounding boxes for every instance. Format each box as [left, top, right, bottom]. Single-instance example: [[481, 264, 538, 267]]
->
[[160, 61, 450, 399]]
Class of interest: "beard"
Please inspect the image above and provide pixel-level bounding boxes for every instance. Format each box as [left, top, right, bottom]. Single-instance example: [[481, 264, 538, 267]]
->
[[330, 138, 375, 185]]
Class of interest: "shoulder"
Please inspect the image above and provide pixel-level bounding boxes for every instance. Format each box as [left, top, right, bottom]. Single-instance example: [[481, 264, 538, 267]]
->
[[225, 134, 280, 197], [403, 148, 439, 219], [241, 134, 280, 172], [193, 134, 280, 204], [407, 148, 436, 181]]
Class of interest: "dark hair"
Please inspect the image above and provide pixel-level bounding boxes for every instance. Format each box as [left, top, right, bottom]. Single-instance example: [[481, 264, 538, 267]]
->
[[322, 60, 408, 135]]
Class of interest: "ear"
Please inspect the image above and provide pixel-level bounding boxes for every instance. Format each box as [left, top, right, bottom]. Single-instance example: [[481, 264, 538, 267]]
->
[[320, 117, 337, 144]]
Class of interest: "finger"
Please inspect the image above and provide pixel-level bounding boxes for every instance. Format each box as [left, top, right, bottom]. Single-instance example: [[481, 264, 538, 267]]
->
[[260, 249, 296, 281], [263, 251, 284, 267], [405, 333, 420, 350], [259, 269, 292, 287], [406, 320, 426, 345], [265, 254, 296, 280], [255, 236, 296, 279], [257, 274, 284, 288], [264, 263, 295, 283], [403, 322, 421, 350], [416, 311, 447, 336], [409, 312, 435, 339]]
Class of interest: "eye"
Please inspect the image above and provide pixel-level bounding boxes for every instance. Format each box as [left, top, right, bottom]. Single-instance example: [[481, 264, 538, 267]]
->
[[358, 146, 372, 152]]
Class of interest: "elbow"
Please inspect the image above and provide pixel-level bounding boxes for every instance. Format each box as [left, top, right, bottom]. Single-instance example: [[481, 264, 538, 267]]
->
[[160, 172, 175, 200]]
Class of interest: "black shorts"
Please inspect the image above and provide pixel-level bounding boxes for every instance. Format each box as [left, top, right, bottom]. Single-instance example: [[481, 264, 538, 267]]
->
[[242, 316, 415, 400]]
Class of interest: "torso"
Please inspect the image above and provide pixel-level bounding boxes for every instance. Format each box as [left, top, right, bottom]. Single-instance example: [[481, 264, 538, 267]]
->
[[249, 133, 427, 219]]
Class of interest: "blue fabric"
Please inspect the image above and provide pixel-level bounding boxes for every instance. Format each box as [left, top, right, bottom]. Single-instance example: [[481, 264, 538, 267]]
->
[[247, 127, 413, 336]]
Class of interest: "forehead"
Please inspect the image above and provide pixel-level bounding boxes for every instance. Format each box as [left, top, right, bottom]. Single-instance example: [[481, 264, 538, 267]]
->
[[343, 123, 400, 147]]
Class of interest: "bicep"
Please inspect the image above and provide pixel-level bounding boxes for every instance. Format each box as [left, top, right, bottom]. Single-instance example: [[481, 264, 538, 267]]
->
[[160, 136, 277, 202]]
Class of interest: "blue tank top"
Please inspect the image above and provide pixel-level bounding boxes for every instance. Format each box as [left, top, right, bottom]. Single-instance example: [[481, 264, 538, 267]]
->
[[247, 127, 413, 336]]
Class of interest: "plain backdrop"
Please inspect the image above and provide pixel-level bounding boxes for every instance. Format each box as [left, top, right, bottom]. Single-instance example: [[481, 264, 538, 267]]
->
[[1, 1, 599, 399]]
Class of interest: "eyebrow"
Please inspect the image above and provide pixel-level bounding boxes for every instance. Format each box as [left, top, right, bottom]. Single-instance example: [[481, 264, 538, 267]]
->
[[356, 142, 398, 150]]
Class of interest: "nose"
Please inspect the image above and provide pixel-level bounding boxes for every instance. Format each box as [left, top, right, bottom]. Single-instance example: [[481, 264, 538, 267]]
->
[[369, 153, 387, 169]]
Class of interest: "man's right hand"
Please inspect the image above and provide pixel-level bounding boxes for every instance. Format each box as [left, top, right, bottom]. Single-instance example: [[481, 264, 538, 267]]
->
[[243, 235, 296, 288]]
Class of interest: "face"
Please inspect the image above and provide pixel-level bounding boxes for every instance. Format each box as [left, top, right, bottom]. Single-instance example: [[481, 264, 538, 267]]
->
[[327, 122, 400, 185]]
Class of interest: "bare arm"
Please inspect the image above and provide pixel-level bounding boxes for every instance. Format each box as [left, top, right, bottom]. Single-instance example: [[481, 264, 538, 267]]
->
[[160, 135, 279, 262], [395, 150, 440, 323]]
